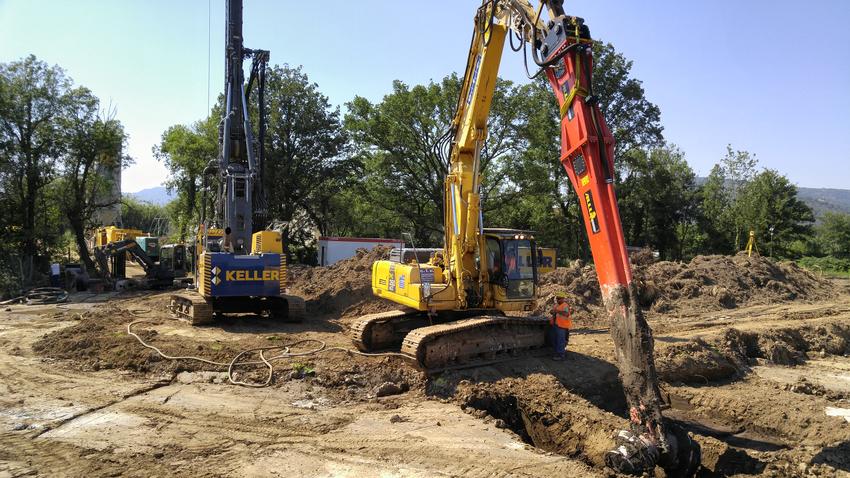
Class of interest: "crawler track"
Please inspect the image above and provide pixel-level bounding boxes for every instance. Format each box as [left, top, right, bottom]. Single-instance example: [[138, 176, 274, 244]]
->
[[402, 316, 549, 373], [168, 292, 213, 325], [351, 311, 550, 374], [169, 292, 306, 324], [350, 310, 430, 351], [279, 294, 307, 322]]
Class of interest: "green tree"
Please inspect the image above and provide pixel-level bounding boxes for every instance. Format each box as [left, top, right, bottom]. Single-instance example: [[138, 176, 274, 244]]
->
[[345, 74, 530, 246], [698, 165, 734, 254], [487, 75, 586, 260], [121, 197, 168, 234], [489, 40, 667, 260], [817, 212, 850, 259], [617, 145, 698, 260], [154, 116, 217, 241], [58, 103, 129, 274], [697, 146, 761, 253], [590, 42, 664, 160], [738, 169, 814, 258], [720, 145, 759, 249], [0, 55, 78, 280], [346, 77, 454, 245], [261, 65, 352, 256]]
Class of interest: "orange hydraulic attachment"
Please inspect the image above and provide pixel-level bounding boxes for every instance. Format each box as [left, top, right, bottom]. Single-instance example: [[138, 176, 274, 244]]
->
[[514, 5, 698, 473], [544, 29, 631, 295], [535, 14, 699, 472]]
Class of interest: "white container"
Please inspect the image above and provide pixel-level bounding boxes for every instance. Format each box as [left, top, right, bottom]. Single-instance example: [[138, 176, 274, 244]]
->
[[318, 236, 404, 266]]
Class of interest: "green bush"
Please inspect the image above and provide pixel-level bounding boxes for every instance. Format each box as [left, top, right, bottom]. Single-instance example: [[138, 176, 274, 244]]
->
[[0, 256, 22, 299], [797, 256, 850, 277]]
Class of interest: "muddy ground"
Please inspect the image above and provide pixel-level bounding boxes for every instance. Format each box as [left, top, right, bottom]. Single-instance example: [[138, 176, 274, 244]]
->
[[2, 255, 850, 477]]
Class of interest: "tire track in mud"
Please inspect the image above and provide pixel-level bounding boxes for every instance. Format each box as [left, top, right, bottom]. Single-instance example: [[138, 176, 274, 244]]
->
[[32, 378, 174, 438]]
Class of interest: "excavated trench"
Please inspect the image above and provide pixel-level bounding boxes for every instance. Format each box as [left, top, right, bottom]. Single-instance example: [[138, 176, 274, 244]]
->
[[451, 378, 621, 469], [452, 382, 771, 475], [429, 320, 850, 476]]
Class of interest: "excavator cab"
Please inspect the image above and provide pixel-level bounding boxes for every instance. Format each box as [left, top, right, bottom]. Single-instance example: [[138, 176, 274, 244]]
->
[[483, 229, 537, 301]]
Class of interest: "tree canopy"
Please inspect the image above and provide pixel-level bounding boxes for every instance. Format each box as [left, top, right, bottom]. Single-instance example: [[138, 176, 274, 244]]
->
[[0, 36, 828, 296], [152, 40, 819, 266], [0, 55, 128, 288]]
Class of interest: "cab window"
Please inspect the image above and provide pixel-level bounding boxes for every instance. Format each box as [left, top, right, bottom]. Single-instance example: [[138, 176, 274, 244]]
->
[[486, 237, 502, 281]]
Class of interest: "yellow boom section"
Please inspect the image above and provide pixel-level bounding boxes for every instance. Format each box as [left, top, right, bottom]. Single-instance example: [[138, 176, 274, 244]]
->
[[442, 1, 548, 310], [443, 4, 508, 310]]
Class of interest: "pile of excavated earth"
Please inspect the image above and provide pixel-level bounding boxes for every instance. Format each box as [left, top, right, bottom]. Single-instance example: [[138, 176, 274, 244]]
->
[[292, 246, 835, 328], [287, 246, 397, 321], [535, 252, 835, 323]]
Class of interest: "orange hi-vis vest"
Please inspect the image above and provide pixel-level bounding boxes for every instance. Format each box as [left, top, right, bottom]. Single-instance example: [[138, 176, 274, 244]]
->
[[551, 302, 572, 329]]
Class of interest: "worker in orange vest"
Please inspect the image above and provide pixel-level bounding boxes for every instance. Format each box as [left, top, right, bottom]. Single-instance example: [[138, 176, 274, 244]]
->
[[550, 292, 572, 361]]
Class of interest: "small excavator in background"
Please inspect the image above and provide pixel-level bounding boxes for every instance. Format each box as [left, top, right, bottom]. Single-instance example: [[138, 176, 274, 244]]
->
[[169, 0, 304, 325], [92, 226, 174, 289], [351, 0, 700, 474]]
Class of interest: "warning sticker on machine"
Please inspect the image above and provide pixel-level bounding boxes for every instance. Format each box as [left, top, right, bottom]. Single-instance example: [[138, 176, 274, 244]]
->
[[584, 191, 601, 234], [420, 268, 435, 284]]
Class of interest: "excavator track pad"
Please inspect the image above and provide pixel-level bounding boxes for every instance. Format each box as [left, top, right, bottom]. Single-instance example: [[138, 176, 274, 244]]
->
[[169, 292, 214, 325], [351, 311, 549, 374], [402, 316, 549, 373], [168, 292, 306, 325], [278, 294, 306, 322], [350, 309, 431, 352]]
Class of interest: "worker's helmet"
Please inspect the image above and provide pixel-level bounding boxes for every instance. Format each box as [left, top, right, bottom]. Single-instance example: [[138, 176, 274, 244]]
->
[[555, 292, 567, 299]]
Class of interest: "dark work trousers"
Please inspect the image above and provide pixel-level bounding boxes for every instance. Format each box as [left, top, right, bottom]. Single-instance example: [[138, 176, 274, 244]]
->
[[551, 325, 570, 358]]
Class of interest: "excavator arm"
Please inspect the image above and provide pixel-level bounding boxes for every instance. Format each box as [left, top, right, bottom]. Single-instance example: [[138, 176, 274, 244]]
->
[[476, 0, 700, 473]]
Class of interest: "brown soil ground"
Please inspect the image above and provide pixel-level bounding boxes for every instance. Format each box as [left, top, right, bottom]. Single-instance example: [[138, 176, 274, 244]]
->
[[2, 256, 850, 477], [287, 246, 399, 322]]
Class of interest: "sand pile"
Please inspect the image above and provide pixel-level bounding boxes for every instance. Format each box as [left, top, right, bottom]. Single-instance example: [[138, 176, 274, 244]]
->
[[536, 254, 833, 320], [288, 246, 398, 320]]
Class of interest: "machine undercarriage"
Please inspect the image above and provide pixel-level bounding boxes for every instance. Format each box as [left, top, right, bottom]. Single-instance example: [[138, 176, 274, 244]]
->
[[352, 310, 549, 373]]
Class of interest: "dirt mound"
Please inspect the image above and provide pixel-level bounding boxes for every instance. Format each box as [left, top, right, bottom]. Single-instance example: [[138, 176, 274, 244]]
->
[[288, 246, 397, 320], [655, 322, 850, 384], [534, 260, 604, 323], [536, 254, 834, 320], [635, 255, 833, 314]]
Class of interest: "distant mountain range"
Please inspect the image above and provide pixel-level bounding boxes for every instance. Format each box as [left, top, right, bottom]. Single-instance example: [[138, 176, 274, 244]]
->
[[796, 187, 850, 218], [125, 183, 850, 219], [125, 186, 174, 205]]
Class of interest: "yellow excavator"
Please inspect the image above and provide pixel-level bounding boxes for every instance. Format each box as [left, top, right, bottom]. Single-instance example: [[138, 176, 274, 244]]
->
[[351, 1, 700, 474], [350, 2, 554, 371]]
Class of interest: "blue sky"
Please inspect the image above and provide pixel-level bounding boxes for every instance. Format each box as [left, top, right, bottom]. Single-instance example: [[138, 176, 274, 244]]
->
[[2, 0, 849, 191]]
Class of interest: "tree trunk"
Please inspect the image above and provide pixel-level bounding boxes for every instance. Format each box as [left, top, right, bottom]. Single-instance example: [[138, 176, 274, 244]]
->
[[23, 166, 38, 282], [70, 216, 96, 277]]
